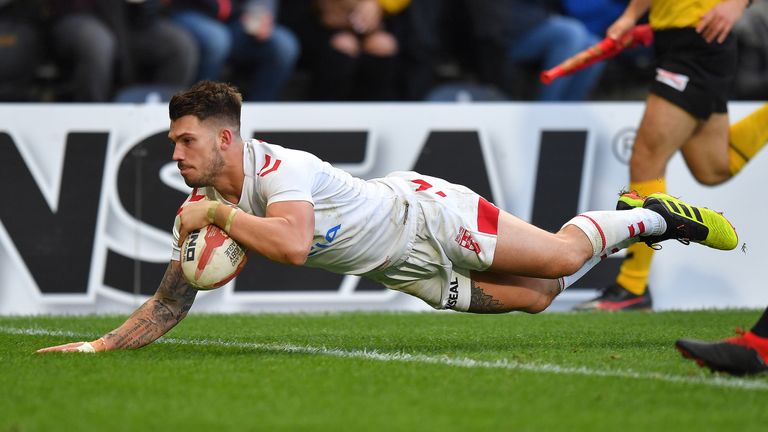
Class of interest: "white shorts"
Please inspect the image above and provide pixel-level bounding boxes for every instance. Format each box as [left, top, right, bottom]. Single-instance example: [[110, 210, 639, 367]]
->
[[363, 172, 500, 311]]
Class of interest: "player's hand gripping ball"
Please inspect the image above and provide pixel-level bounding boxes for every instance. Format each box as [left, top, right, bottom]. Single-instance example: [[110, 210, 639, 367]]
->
[[181, 224, 248, 289]]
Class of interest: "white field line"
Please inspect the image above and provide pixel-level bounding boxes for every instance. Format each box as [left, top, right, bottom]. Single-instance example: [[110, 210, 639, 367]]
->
[[5, 325, 768, 391]]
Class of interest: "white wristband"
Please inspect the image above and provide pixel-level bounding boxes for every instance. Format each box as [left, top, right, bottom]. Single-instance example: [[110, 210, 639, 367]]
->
[[76, 342, 96, 353]]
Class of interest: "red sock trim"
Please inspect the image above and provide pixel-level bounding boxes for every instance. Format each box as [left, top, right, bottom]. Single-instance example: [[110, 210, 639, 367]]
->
[[577, 214, 606, 252]]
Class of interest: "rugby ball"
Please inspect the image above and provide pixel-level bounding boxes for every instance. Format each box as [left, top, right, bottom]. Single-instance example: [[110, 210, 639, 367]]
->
[[181, 224, 248, 290]]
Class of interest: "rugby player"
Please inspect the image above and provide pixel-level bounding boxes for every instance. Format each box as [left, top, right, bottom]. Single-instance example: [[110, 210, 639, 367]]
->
[[37, 81, 738, 353]]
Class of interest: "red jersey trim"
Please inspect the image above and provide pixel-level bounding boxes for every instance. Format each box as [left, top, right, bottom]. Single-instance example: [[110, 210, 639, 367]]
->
[[477, 197, 499, 235]]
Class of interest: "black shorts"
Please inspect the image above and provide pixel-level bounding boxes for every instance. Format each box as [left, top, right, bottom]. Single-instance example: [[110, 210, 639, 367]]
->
[[650, 28, 737, 120]]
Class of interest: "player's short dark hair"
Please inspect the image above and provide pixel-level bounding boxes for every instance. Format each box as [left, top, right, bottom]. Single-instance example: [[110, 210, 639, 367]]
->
[[169, 81, 242, 129]]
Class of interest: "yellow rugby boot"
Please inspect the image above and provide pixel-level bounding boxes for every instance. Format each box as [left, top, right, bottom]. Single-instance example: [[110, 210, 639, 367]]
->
[[616, 190, 646, 211], [641, 193, 738, 250]]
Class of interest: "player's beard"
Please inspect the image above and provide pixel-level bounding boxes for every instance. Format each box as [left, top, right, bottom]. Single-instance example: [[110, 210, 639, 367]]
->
[[185, 145, 225, 188]]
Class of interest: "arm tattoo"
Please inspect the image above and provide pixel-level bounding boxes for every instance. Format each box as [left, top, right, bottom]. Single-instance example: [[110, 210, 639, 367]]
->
[[468, 281, 507, 314], [103, 262, 197, 350]]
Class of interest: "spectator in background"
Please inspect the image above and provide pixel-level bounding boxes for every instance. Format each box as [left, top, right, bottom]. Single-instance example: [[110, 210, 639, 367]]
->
[[732, 0, 768, 100], [561, 0, 652, 100], [170, 0, 232, 81], [387, 0, 443, 100], [306, 0, 409, 100], [0, 0, 45, 101], [561, 0, 626, 37], [468, 0, 605, 101], [47, 0, 198, 102], [46, 0, 116, 102], [170, 0, 300, 101]]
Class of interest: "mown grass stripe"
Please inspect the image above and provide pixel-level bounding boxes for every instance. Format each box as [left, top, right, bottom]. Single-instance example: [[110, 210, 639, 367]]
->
[[5, 325, 768, 392]]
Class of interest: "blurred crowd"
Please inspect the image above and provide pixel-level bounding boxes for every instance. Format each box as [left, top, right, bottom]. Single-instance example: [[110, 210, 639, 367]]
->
[[1, 0, 767, 103]]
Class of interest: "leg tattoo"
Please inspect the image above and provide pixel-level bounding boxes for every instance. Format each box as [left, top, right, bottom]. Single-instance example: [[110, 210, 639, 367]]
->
[[468, 281, 507, 314]]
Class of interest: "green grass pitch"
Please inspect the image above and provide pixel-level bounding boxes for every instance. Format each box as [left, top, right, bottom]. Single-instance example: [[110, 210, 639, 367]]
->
[[2, 310, 768, 431]]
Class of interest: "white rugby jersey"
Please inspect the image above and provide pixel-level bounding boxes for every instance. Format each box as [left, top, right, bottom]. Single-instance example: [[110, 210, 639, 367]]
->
[[172, 139, 417, 275]]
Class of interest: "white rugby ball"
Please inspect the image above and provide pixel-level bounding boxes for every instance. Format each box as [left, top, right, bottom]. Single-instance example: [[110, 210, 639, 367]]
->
[[181, 224, 248, 290]]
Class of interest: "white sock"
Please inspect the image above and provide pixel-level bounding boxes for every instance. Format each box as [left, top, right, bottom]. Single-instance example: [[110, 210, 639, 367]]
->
[[557, 238, 636, 292], [563, 208, 666, 257]]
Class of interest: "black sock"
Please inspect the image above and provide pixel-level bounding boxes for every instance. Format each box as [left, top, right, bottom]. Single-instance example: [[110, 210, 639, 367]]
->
[[749, 307, 768, 338]]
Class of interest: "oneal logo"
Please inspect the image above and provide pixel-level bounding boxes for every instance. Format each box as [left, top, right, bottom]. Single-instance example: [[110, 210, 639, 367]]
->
[[445, 277, 460, 309], [185, 231, 199, 262]]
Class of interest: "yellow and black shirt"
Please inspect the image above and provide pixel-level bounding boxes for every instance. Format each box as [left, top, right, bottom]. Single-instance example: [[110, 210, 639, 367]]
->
[[650, 0, 721, 29]]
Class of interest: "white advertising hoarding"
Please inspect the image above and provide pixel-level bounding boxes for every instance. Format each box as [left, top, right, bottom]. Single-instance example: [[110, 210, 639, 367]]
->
[[0, 102, 764, 314]]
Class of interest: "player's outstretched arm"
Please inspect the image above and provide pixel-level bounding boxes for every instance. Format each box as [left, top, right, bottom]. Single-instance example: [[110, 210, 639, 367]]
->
[[36, 261, 197, 353]]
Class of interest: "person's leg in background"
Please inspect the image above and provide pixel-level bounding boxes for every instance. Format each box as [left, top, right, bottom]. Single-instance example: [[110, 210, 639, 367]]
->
[[575, 94, 698, 311], [578, 40, 768, 312], [131, 18, 199, 88], [51, 13, 116, 102], [353, 30, 398, 100], [0, 19, 43, 101], [507, 15, 605, 101], [609, 96, 692, 309], [727, 104, 768, 175], [228, 21, 300, 101], [304, 23, 360, 101], [386, 0, 441, 100], [171, 10, 232, 81]]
